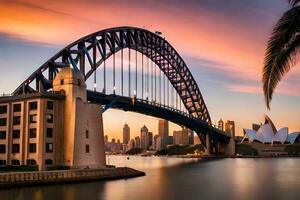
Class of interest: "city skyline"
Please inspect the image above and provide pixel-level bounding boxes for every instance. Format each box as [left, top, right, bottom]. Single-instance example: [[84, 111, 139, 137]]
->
[[105, 121, 197, 152], [2, 0, 300, 139]]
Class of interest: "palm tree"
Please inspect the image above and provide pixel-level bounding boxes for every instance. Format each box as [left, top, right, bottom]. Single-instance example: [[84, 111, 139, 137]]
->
[[263, 0, 300, 109]]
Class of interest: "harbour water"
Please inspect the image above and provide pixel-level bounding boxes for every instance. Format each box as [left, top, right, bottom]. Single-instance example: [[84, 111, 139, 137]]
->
[[1, 156, 300, 200]]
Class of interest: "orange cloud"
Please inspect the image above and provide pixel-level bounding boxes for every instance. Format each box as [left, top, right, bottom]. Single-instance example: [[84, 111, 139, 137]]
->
[[1, 0, 300, 137]]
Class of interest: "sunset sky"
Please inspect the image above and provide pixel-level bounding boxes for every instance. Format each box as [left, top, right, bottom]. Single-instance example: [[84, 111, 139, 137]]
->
[[1, 0, 300, 140]]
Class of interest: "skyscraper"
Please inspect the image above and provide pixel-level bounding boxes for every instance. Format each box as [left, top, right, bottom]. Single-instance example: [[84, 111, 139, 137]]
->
[[123, 123, 130, 144], [140, 125, 150, 150], [153, 135, 159, 150], [148, 132, 153, 148], [158, 119, 169, 137], [158, 119, 169, 147], [218, 119, 224, 131], [225, 120, 235, 137]]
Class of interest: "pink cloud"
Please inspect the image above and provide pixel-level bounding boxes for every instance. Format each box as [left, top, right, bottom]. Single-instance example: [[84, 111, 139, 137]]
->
[[226, 82, 300, 97]]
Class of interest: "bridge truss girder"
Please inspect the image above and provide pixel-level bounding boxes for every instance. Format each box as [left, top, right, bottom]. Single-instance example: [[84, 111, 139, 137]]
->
[[13, 26, 211, 123]]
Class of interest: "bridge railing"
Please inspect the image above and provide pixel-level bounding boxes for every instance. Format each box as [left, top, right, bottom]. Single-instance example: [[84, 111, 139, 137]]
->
[[136, 98, 191, 118], [0, 93, 12, 97], [135, 97, 230, 138]]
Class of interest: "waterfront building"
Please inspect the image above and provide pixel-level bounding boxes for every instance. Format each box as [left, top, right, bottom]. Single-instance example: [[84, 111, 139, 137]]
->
[[167, 136, 174, 146], [0, 68, 106, 170], [242, 115, 300, 144], [218, 119, 224, 131], [106, 138, 123, 151], [104, 135, 110, 151], [155, 136, 165, 151], [122, 144, 127, 153], [116, 139, 122, 151], [173, 128, 189, 145], [140, 125, 150, 150], [135, 136, 141, 148], [127, 139, 135, 150], [123, 123, 130, 144], [104, 135, 109, 144]]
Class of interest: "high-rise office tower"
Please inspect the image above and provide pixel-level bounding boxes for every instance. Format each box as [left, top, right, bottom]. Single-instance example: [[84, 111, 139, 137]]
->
[[158, 119, 169, 138], [123, 123, 130, 144], [218, 119, 224, 131], [140, 125, 150, 150]]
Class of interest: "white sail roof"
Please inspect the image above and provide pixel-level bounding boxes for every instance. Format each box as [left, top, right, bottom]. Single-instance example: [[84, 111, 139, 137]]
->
[[242, 129, 257, 142], [241, 115, 299, 144], [272, 127, 288, 144], [286, 132, 300, 144]]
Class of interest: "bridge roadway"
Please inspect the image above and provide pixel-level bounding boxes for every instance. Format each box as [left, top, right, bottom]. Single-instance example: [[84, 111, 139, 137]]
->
[[87, 90, 230, 144]]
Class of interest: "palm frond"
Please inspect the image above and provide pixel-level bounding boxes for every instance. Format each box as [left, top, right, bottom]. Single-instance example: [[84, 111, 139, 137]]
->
[[289, 0, 300, 7], [263, 6, 300, 108]]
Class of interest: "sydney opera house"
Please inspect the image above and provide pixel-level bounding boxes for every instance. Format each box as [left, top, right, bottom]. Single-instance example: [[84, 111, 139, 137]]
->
[[242, 116, 300, 144]]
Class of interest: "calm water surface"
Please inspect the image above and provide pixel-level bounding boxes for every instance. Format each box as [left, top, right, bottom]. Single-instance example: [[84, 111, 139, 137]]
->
[[1, 156, 300, 200]]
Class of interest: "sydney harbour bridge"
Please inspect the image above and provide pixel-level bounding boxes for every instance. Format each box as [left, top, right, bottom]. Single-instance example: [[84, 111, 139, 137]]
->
[[12, 26, 232, 154]]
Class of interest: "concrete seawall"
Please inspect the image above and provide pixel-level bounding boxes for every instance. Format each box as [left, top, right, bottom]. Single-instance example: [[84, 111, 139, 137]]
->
[[0, 167, 145, 188]]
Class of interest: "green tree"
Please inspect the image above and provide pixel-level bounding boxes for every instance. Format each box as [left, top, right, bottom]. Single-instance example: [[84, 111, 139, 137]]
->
[[263, 0, 300, 108]]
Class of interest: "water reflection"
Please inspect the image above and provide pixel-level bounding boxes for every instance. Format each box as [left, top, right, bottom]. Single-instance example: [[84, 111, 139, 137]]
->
[[1, 157, 300, 200]]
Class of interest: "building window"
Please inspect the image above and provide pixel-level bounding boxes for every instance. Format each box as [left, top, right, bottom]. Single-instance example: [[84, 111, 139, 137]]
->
[[0, 131, 6, 139], [47, 101, 54, 110], [13, 116, 21, 125], [46, 114, 53, 123], [26, 159, 37, 166], [12, 144, 20, 153], [60, 79, 64, 85], [29, 143, 36, 153], [0, 144, 6, 153], [85, 144, 90, 153], [78, 79, 81, 86], [0, 118, 7, 126], [30, 114, 37, 123], [46, 128, 53, 138], [46, 143, 53, 153], [0, 160, 6, 165], [12, 130, 20, 139], [11, 159, 20, 166], [45, 159, 53, 165], [0, 105, 7, 114], [29, 102, 38, 110], [29, 128, 36, 138], [13, 104, 21, 112], [86, 130, 89, 139]]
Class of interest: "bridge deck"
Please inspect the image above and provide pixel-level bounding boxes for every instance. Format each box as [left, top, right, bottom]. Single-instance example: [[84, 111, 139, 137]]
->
[[87, 90, 230, 142]]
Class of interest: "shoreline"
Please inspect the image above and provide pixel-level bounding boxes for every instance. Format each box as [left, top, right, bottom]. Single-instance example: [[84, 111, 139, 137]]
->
[[0, 167, 145, 189]]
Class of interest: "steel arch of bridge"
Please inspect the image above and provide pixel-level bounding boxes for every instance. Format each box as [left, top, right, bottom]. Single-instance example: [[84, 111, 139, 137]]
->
[[13, 26, 211, 123]]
